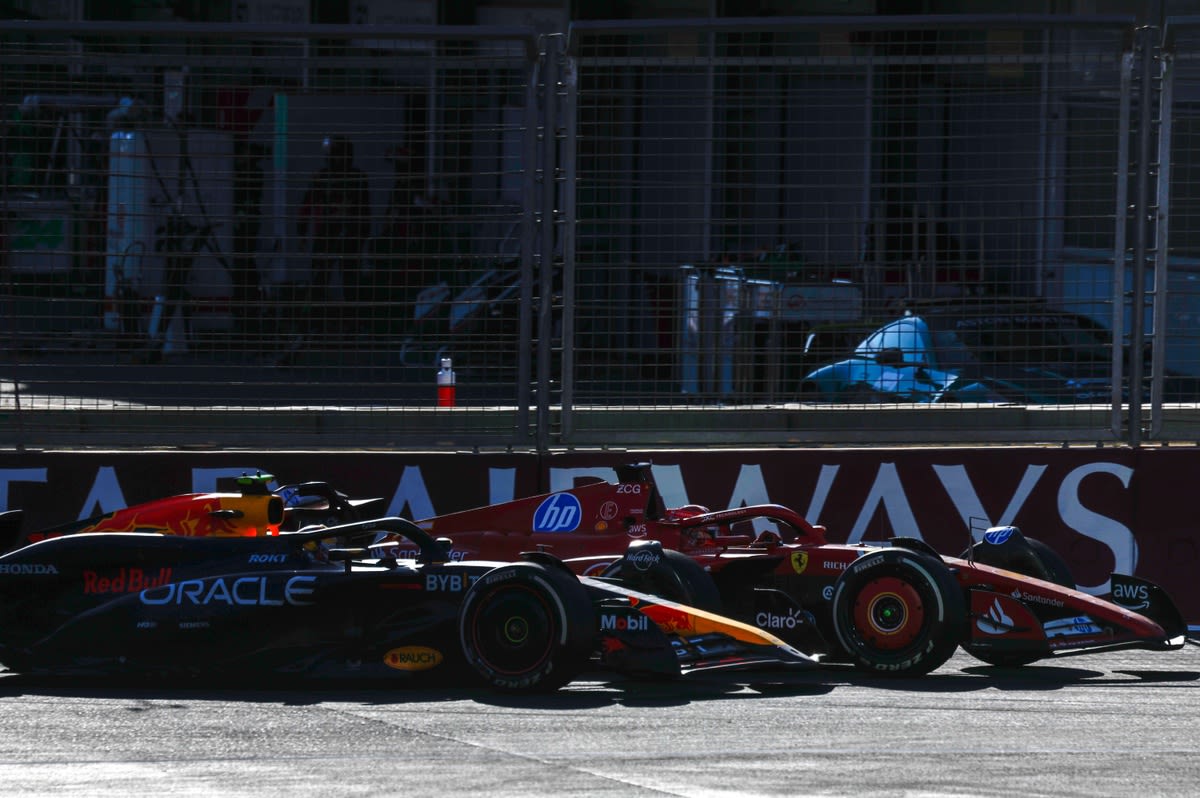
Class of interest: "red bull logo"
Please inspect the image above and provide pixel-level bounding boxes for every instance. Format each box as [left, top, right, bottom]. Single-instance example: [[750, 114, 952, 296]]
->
[[639, 604, 697, 635], [83, 567, 173, 594]]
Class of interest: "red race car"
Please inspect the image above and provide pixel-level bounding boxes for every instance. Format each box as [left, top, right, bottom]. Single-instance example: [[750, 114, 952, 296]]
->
[[373, 463, 1191, 676]]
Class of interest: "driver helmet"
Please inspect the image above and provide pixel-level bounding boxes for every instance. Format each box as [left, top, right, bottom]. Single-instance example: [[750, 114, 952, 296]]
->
[[668, 503, 710, 521], [683, 524, 719, 547]]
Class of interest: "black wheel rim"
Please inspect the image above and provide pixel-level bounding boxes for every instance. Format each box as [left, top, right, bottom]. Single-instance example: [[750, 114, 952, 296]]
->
[[468, 584, 556, 675]]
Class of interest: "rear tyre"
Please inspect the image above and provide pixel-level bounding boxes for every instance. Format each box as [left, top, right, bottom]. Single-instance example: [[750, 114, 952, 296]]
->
[[600, 547, 723, 613], [831, 549, 965, 676], [458, 562, 594, 692]]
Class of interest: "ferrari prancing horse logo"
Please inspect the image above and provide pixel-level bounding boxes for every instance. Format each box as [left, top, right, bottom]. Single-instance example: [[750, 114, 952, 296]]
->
[[790, 551, 808, 574]]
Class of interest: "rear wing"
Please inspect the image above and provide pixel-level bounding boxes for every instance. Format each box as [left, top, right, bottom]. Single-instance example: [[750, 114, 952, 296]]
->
[[615, 462, 667, 520]]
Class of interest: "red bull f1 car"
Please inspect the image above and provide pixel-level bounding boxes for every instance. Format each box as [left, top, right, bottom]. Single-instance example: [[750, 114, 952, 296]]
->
[[377, 464, 1192, 676], [0, 473, 383, 548], [0, 513, 816, 691]]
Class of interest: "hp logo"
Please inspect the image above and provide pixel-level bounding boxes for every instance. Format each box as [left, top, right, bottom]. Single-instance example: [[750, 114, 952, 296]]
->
[[533, 493, 582, 533], [983, 526, 1017, 545]]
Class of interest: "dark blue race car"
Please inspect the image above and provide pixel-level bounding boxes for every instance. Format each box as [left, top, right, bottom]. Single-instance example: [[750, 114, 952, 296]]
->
[[0, 517, 816, 692]]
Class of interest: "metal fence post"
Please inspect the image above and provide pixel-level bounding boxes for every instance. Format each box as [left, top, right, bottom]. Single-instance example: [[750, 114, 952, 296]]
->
[[1112, 39, 1134, 442], [1150, 30, 1174, 439], [517, 46, 540, 446], [561, 44, 578, 441], [1127, 25, 1159, 447], [536, 35, 560, 452]]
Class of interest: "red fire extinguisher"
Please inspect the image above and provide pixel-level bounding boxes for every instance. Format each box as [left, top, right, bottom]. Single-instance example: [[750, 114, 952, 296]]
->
[[437, 357, 456, 407]]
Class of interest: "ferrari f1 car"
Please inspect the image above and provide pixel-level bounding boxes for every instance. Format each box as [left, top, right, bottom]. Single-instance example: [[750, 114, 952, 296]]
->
[[373, 464, 1192, 677], [0, 514, 815, 691], [0, 473, 383, 550]]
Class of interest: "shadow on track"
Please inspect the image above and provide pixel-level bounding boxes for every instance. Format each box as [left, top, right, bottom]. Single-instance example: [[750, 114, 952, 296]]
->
[[956, 663, 1200, 690], [0, 671, 491, 707], [0, 669, 835, 711], [1, 657, 1194, 710]]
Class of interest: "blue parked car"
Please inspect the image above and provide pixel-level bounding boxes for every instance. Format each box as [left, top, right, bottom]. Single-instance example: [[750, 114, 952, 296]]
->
[[798, 304, 1117, 404]]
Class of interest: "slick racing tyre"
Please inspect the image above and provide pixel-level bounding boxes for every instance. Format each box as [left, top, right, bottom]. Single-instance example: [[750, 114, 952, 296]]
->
[[962, 529, 1075, 589], [601, 546, 723, 614], [458, 562, 594, 692], [831, 548, 966, 676]]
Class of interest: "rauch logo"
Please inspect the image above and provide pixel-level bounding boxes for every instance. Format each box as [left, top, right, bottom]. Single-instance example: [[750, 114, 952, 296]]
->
[[384, 646, 443, 672]]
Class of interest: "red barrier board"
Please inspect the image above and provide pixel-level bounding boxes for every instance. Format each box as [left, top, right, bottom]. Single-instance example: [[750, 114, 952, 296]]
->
[[0, 447, 1195, 621]]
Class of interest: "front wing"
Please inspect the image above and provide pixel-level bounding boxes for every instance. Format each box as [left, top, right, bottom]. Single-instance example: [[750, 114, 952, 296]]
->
[[580, 575, 820, 677], [962, 570, 1188, 661]]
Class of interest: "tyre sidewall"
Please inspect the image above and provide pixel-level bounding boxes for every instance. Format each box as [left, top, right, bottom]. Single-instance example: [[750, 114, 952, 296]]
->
[[458, 562, 593, 692], [831, 548, 965, 676]]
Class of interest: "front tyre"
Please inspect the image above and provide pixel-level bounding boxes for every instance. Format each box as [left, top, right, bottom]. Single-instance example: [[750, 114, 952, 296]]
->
[[600, 547, 723, 614], [964, 534, 1075, 589], [458, 562, 594, 692], [831, 549, 965, 676]]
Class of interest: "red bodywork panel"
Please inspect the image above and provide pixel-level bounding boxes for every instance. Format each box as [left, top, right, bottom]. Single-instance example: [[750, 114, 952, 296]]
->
[[408, 468, 827, 561], [22, 492, 284, 545]]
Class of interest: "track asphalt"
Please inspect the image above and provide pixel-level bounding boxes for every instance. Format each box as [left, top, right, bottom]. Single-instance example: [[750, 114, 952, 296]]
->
[[0, 647, 1195, 797]]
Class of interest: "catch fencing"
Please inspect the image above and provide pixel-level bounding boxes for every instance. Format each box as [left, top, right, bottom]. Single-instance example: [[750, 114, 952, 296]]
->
[[1, 15, 1198, 450]]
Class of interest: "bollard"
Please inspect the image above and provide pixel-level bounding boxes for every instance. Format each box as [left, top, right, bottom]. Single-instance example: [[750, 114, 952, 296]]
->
[[437, 357, 456, 407]]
